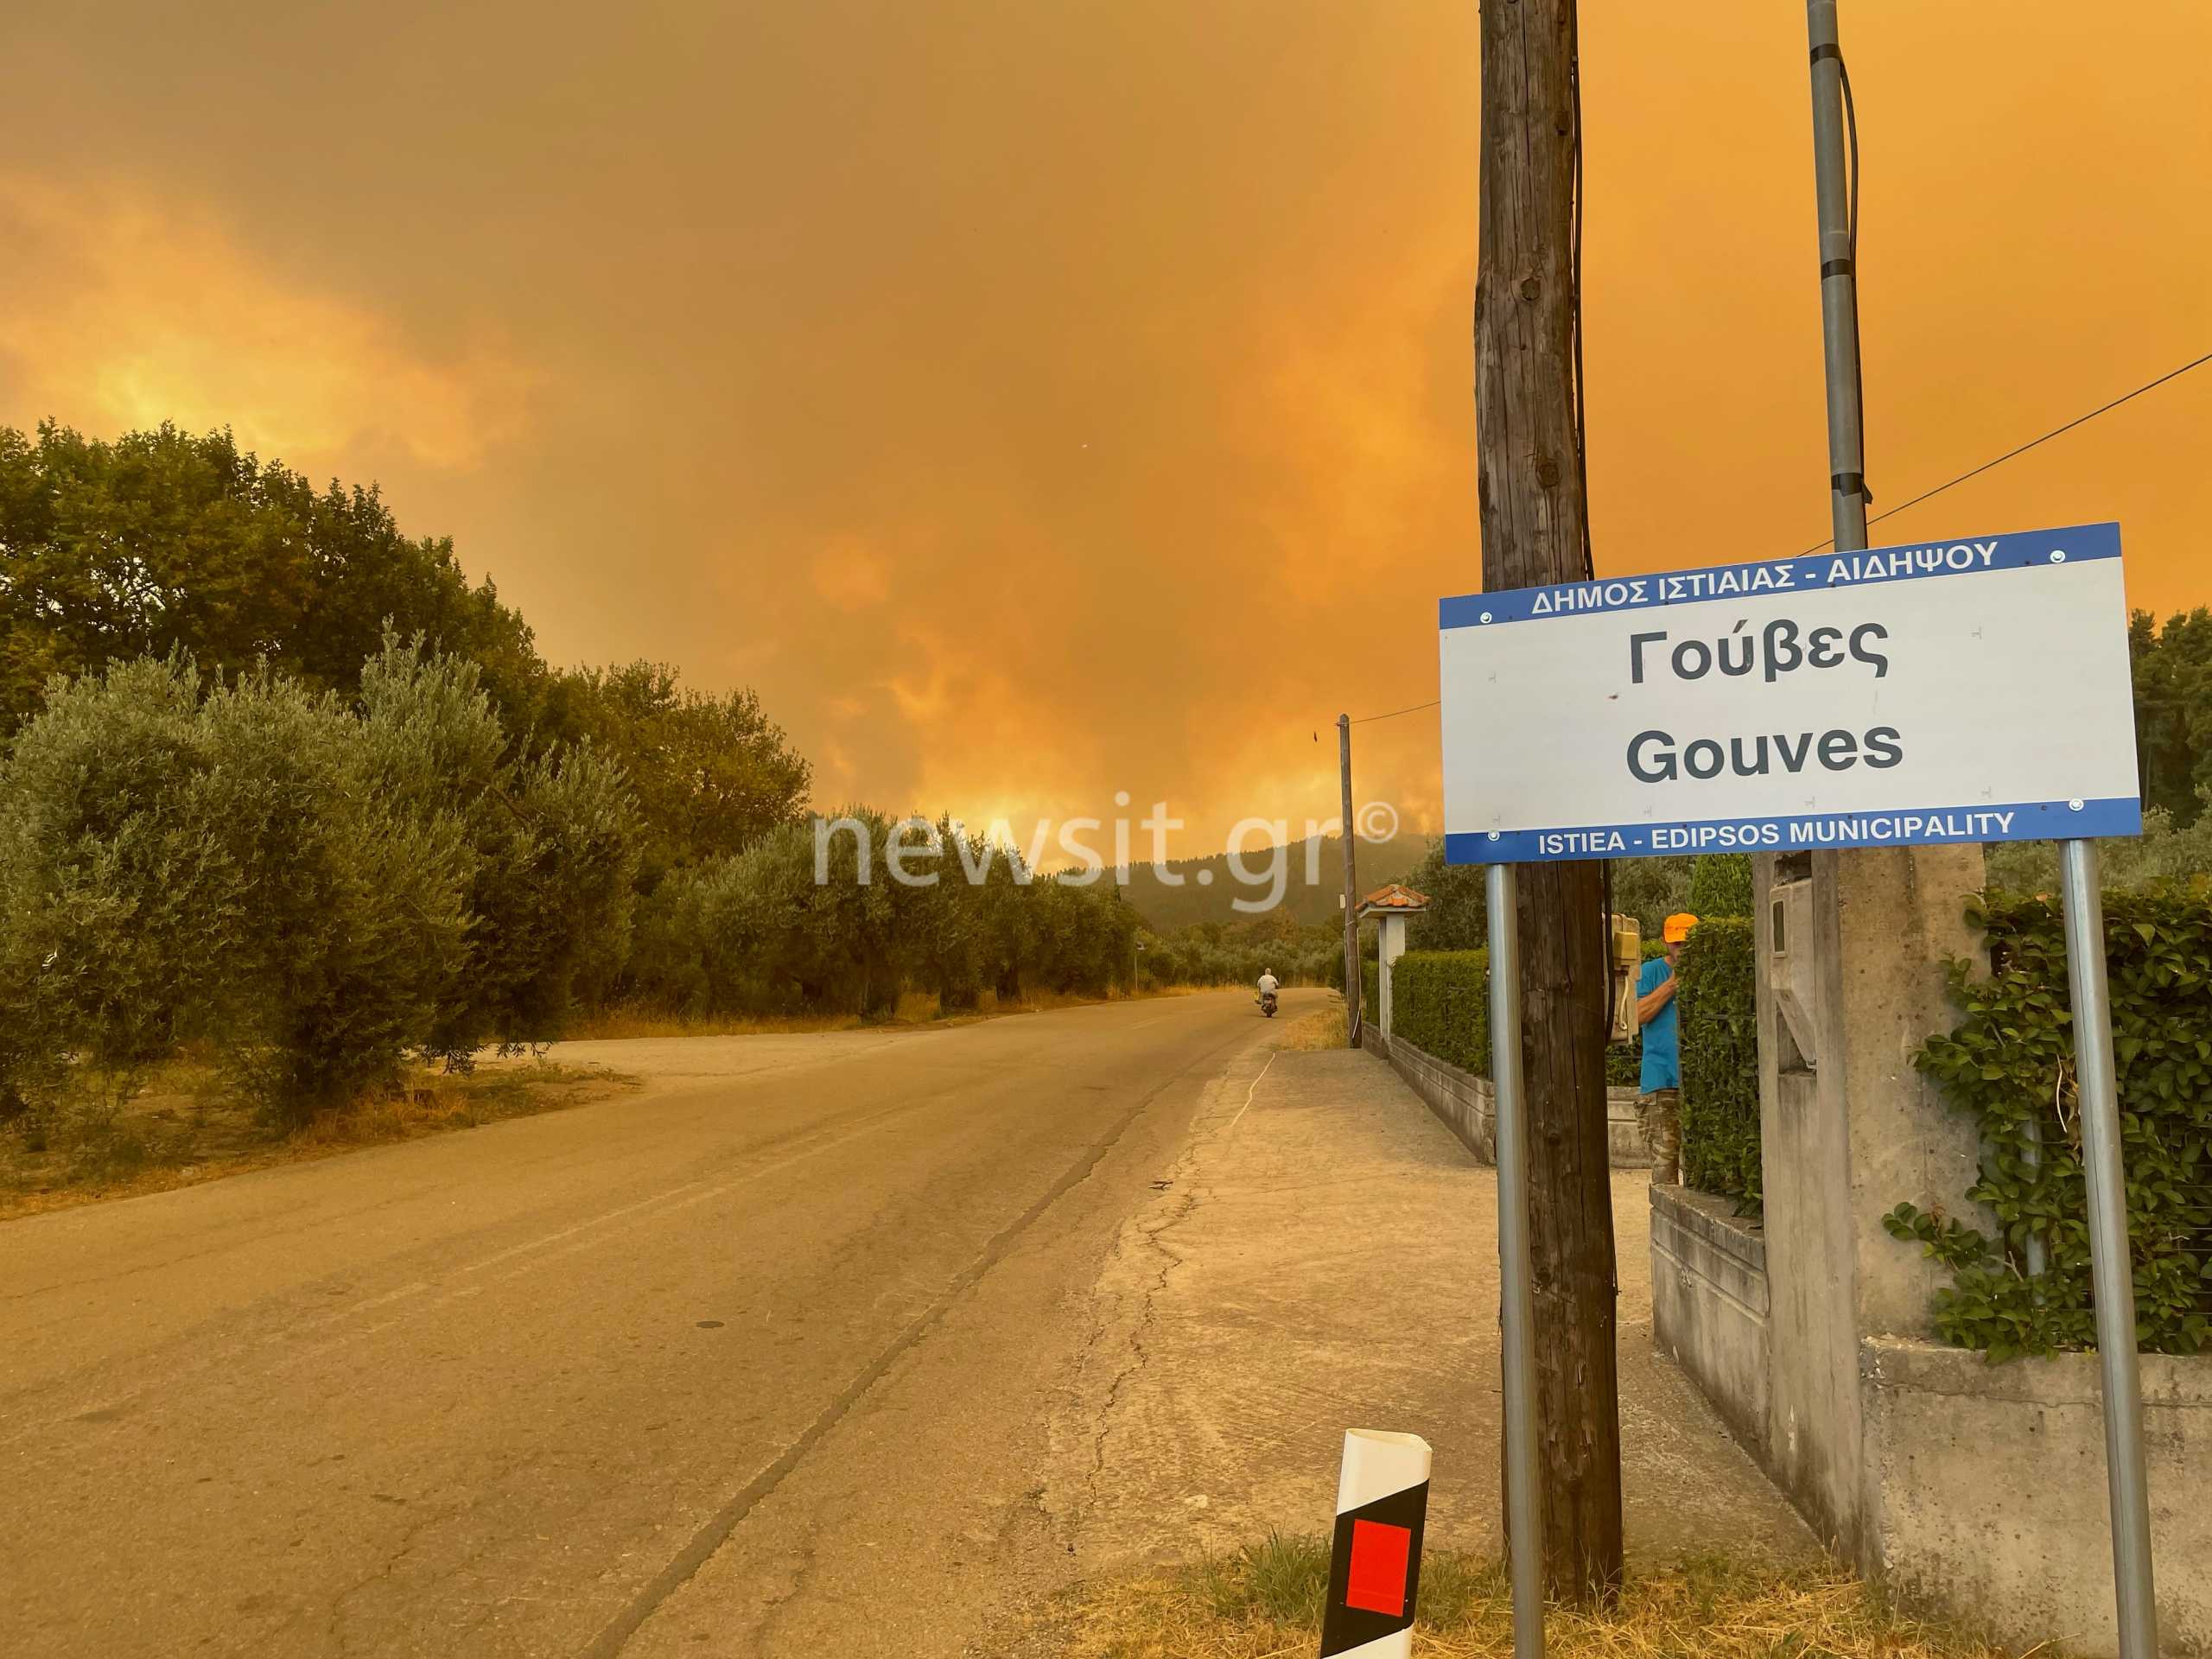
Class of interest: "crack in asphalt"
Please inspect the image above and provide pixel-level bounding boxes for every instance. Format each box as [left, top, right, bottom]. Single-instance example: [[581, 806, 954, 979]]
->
[[1077, 1046, 1273, 1510]]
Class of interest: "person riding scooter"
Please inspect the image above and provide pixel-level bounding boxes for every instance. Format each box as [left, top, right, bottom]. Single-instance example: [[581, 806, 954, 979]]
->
[[1255, 968, 1279, 1017]]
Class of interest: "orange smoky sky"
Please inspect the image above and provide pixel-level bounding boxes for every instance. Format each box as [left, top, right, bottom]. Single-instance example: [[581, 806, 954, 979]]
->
[[2, 3, 2206, 855]]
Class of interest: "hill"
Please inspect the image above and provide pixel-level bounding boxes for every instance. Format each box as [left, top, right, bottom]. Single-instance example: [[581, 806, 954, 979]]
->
[[1119, 833, 1432, 932]]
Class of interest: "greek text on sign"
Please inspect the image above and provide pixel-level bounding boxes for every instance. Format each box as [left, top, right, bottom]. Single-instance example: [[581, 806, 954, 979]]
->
[[1437, 522, 2141, 865]]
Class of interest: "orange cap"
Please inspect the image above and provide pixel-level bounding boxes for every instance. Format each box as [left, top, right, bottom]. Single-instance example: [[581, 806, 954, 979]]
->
[[1662, 912, 1700, 944]]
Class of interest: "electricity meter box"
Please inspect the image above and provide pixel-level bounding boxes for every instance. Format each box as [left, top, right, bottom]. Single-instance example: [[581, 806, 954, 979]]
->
[[1769, 874, 1819, 1071], [1608, 912, 1641, 1044]]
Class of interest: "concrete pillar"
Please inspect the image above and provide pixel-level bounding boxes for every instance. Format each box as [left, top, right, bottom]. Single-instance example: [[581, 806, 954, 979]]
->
[[1753, 844, 1989, 1565], [1377, 913, 1410, 1037]]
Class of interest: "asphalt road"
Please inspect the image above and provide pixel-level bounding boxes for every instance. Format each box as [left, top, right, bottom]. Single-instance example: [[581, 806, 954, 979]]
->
[[2, 988, 1309, 1657]]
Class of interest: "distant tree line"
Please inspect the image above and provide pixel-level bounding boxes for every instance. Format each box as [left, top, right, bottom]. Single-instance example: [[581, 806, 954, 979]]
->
[[0, 423, 1139, 1133], [1132, 912, 1344, 991], [1121, 833, 1428, 931]]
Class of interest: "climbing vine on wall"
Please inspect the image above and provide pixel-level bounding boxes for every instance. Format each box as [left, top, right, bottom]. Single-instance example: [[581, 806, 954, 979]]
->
[[1890, 885, 2212, 1360]]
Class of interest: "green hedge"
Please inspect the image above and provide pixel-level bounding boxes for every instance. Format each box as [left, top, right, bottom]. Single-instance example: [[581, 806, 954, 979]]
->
[[1390, 946, 1645, 1090], [1890, 887, 2212, 1358], [1676, 918, 1760, 1205], [1391, 950, 1491, 1076]]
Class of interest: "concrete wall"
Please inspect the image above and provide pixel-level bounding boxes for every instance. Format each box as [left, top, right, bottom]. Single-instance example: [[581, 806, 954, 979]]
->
[[1648, 1184, 1769, 1454], [1656, 1255, 2212, 1659], [1753, 847, 1990, 1559], [1864, 1338, 2212, 1655], [1361, 1026, 1649, 1169], [1644, 846, 2212, 1655]]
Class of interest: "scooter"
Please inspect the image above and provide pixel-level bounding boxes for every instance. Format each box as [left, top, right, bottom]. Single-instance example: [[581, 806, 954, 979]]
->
[[1258, 988, 1278, 1018]]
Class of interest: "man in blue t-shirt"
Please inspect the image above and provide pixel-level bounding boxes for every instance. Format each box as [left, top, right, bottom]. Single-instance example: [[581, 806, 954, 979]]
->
[[1636, 912, 1699, 1184]]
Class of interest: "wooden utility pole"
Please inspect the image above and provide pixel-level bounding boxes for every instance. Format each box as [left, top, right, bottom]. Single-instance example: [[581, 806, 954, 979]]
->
[[1472, 0, 1624, 1604], [1337, 713, 1362, 1046]]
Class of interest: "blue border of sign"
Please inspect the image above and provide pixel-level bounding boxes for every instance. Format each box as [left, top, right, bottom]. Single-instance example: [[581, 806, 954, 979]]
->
[[1443, 797, 2141, 866], [1438, 521, 2120, 632]]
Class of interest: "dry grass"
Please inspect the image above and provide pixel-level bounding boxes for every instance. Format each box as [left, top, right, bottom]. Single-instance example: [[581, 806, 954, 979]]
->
[[568, 982, 1205, 1041], [1028, 1536, 2036, 1659], [0, 1059, 638, 1222], [1276, 1002, 1351, 1052]]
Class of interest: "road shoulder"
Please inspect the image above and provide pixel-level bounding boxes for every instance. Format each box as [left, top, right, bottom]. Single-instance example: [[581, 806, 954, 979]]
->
[[1039, 1038, 1813, 1577]]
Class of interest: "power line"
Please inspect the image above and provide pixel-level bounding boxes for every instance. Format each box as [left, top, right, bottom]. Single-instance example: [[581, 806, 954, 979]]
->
[[1351, 698, 1439, 726], [1337, 346, 2211, 728], [1796, 349, 2212, 556]]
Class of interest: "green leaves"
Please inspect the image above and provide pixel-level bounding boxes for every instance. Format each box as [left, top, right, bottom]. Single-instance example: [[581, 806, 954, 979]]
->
[[1390, 950, 1492, 1078], [1387, 919, 1762, 1206], [0, 645, 647, 1125], [0, 422, 541, 738], [625, 813, 1145, 1020], [1678, 918, 1760, 1208], [1685, 853, 1755, 920], [1897, 886, 2212, 1360]]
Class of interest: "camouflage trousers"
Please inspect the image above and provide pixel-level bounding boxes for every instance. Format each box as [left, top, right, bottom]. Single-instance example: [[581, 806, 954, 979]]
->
[[1637, 1088, 1681, 1185]]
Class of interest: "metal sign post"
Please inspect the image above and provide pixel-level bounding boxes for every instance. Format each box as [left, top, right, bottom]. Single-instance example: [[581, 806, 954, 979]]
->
[[2058, 838, 2159, 1659], [1486, 862, 1544, 1659], [1438, 524, 2151, 1657]]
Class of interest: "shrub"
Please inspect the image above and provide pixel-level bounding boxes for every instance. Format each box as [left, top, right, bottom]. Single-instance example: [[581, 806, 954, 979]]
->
[[190, 668, 472, 1121], [1392, 946, 1649, 1089], [0, 647, 641, 1127], [1891, 886, 2212, 1358], [1390, 950, 1491, 1076], [0, 658, 231, 1128], [1605, 1040, 1642, 1089], [1676, 918, 1760, 1205], [357, 637, 642, 1062], [1687, 854, 1754, 919]]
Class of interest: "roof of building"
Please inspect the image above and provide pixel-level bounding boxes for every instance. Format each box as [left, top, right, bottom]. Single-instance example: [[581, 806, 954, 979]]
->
[[1356, 882, 1431, 915]]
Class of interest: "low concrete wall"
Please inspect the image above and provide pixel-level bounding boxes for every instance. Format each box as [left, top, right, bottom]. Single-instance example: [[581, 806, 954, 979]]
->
[[1863, 1338, 2212, 1656], [1651, 1190, 2212, 1657], [1649, 1184, 1769, 1455], [1361, 1027, 1649, 1168]]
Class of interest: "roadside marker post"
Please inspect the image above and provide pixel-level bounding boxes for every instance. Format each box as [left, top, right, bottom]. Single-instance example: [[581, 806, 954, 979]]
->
[[1437, 523, 2152, 1658], [1318, 1429, 1431, 1659]]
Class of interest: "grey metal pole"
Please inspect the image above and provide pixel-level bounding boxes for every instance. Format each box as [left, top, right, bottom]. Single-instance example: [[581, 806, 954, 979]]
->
[[1338, 715, 1362, 1046], [1805, 0, 1869, 556], [1488, 861, 1544, 1659], [2059, 838, 2159, 1659]]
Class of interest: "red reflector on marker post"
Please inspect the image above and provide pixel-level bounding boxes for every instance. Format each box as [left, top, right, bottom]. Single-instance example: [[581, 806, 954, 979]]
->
[[1345, 1519, 1413, 1615], [1319, 1429, 1431, 1657]]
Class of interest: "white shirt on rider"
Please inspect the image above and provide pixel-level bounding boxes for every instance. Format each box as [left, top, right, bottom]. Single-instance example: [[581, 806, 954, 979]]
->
[[1257, 974, 1279, 996]]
